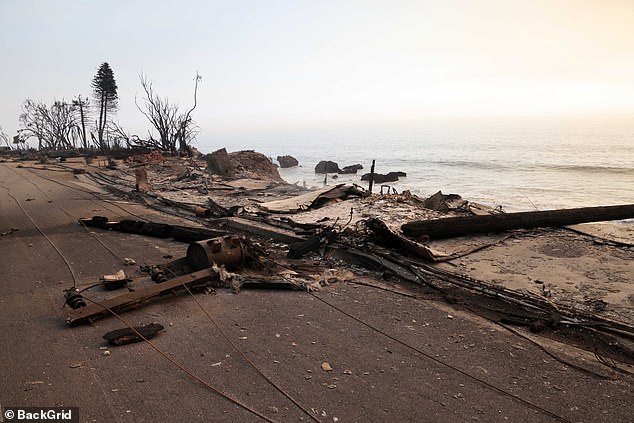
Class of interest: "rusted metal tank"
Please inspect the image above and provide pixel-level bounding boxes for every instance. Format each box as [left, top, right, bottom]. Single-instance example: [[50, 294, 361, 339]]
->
[[186, 236, 244, 271]]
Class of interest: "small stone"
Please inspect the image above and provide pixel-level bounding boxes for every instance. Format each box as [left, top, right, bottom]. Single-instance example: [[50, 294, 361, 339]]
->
[[321, 362, 333, 371], [447, 314, 453, 319], [124, 257, 136, 265], [103, 350, 111, 356], [69, 363, 82, 368], [343, 370, 352, 375]]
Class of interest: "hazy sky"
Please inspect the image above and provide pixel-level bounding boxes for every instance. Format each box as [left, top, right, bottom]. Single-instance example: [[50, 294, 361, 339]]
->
[[1, 0, 633, 142]]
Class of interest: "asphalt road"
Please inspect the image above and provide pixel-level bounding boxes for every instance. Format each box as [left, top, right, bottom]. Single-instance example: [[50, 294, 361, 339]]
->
[[0, 163, 632, 423]]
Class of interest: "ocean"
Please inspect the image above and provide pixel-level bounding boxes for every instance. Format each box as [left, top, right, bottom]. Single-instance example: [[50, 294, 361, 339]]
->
[[201, 116, 634, 212]]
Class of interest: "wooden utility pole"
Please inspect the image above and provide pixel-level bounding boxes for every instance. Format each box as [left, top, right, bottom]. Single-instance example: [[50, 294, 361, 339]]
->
[[368, 159, 376, 194], [402, 204, 634, 239]]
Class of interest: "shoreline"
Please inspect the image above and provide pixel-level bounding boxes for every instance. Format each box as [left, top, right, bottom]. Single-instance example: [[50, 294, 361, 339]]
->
[[1, 156, 633, 422]]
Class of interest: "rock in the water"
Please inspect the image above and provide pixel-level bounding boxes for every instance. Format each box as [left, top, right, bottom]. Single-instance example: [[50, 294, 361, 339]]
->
[[277, 155, 299, 168], [361, 171, 406, 183], [339, 164, 363, 174], [315, 160, 341, 174]]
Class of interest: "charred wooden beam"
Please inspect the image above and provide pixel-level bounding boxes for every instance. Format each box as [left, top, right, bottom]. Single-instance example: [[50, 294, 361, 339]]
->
[[402, 204, 634, 239], [66, 267, 219, 325], [79, 216, 227, 242]]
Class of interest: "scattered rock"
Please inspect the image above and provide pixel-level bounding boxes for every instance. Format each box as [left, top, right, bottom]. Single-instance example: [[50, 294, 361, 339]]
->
[[277, 155, 299, 168], [321, 362, 333, 371], [361, 171, 406, 184], [339, 164, 363, 174], [315, 161, 341, 174]]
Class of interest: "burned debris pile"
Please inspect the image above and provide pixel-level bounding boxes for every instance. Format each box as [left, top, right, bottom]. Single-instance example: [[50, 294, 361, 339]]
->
[[45, 148, 633, 369]]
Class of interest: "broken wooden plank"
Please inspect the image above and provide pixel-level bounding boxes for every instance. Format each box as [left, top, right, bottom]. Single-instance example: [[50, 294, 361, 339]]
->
[[402, 204, 634, 239], [66, 267, 219, 325]]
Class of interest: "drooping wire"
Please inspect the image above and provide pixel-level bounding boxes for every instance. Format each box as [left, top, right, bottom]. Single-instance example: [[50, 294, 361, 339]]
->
[[1, 169, 275, 421], [0, 181, 78, 288], [15, 167, 318, 421], [162, 266, 321, 423], [79, 293, 276, 423], [308, 292, 573, 423]]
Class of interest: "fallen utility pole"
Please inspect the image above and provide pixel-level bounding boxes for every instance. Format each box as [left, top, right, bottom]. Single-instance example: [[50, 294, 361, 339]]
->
[[66, 267, 219, 325], [402, 204, 634, 239], [80, 216, 227, 243]]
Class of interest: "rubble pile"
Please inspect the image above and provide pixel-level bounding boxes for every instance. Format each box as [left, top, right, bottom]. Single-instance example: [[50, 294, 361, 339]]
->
[[23, 147, 631, 372]]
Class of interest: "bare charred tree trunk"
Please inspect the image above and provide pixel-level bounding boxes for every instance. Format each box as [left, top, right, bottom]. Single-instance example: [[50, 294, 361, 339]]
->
[[177, 72, 201, 155], [73, 95, 89, 149], [19, 99, 79, 150], [136, 72, 200, 154]]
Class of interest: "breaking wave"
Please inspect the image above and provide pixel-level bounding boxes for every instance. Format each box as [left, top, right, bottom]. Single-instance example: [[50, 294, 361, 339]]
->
[[428, 160, 634, 175]]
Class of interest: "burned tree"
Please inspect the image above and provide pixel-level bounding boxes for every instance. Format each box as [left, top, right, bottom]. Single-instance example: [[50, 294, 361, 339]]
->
[[18, 99, 80, 149], [92, 62, 118, 150], [135, 72, 201, 154], [72, 95, 90, 149], [0, 125, 9, 148]]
